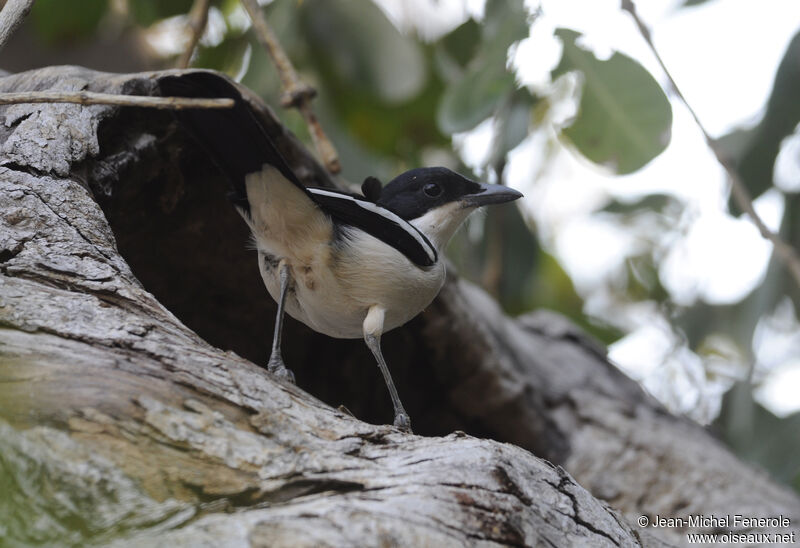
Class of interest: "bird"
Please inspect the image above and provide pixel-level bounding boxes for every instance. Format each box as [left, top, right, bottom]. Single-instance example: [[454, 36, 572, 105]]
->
[[159, 73, 523, 432]]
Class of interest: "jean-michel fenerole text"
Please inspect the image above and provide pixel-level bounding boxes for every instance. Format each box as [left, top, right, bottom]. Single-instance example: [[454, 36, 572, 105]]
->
[[651, 514, 791, 529]]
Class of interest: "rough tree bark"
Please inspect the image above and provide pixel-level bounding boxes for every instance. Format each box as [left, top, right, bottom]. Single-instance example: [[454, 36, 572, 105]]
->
[[0, 66, 797, 547]]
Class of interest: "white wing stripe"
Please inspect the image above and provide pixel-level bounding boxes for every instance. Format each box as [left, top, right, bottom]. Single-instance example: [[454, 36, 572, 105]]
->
[[308, 188, 437, 264]]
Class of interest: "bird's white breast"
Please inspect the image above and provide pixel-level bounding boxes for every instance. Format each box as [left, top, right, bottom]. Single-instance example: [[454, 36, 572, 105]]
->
[[257, 228, 444, 339], [243, 166, 448, 339]]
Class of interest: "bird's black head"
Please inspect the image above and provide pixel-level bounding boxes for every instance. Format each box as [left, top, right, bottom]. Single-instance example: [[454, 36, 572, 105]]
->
[[375, 167, 522, 221]]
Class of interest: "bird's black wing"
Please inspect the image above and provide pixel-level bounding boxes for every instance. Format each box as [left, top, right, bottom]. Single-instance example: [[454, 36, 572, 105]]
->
[[308, 188, 437, 267], [159, 72, 436, 267], [158, 72, 313, 214]]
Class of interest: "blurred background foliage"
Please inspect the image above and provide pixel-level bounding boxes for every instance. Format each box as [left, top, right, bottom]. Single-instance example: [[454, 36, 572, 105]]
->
[[5, 0, 798, 493]]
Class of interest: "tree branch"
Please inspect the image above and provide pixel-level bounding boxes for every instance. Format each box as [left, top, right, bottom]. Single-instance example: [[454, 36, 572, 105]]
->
[[621, 0, 800, 290], [3, 66, 797, 546], [176, 0, 211, 69], [0, 90, 234, 109], [239, 0, 341, 174], [0, 0, 33, 51]]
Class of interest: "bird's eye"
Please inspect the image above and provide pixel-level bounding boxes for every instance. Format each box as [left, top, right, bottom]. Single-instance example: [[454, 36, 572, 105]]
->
[[423, 183, 442, 197]]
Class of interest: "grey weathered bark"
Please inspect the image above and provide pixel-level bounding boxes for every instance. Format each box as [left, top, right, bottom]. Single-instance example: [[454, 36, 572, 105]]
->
[[0, 0, 34, 52], [0, 66, 797, 546]]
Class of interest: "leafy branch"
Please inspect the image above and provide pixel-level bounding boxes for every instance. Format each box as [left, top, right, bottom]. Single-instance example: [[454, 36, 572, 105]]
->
[[0, 0, 234, 112], [622, 0, 800, 290], [239, 0, 341, 174], [1, 0, 341, 174], [177, 0, 211, 69]]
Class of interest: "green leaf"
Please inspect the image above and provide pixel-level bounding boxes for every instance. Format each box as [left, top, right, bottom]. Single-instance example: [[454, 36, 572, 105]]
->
[[482, 0, 529, 48], [488, 90, 535, 170], [433, 19, 482, 84], [242, 0, 302, 101], [31, 0, 108, 43], [437, 61, 516, 134], [529, 248, 622, 344], [716, 383, 800, 492], [193, 36, 251, 79], [714, 31, 800, 314], [129, 0, 195, 27], [552, 28, 672, 174], [300, 0, 425, 104], [293, 0, 445, 159], [447, 200, 540, 315], [436, 0, 529, 134], [601, 194, 675, 214], [488, 204, 539, 314], [624, 253, 669, 303], [438, 19, 481, 69], [728, 31, 800, 212]]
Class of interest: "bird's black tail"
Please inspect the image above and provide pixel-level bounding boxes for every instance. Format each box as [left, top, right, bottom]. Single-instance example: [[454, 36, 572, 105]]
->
[[159, 72, 303, 214]]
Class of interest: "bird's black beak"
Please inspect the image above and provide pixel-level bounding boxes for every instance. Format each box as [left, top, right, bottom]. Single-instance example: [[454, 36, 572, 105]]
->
[[461, 183, 523, 208]]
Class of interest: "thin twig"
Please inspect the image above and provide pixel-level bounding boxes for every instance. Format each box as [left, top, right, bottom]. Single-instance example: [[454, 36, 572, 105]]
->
[[239, 0, 341, 173], [0, 0, 34, 52], [177, 0, 211, 69], [622, 0, 800, 290], [0, 91, 234, 109]]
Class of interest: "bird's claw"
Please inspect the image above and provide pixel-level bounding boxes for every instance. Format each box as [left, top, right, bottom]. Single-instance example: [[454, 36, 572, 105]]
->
[[394, 412, 412, 433], [267, 355, 296, 384]]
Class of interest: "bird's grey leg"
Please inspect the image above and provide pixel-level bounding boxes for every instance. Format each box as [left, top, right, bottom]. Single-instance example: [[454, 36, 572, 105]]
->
[[267, 259, 295, 384], [363, 305, 411, 432]]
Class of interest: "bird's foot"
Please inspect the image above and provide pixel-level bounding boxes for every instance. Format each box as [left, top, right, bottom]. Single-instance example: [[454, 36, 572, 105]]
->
[[393, 412, 412, 433], [267, 354, 296, 384]]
